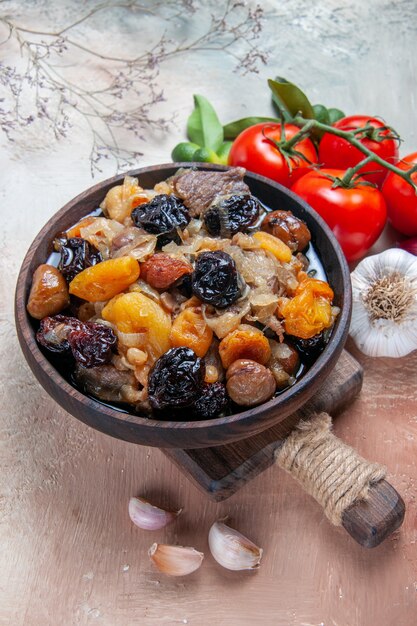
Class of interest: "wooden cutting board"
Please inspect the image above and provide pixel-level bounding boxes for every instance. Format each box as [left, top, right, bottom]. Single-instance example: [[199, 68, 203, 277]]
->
[[164, 350, 405, 548], [164, 350, 363, 501]]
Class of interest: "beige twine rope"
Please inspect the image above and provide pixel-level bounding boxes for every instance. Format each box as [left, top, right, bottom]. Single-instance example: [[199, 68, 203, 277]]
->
[[275, 412, 386, 526]]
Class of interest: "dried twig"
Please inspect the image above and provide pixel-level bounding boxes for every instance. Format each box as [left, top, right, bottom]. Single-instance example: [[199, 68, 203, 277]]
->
[[0, 0, 267, 175]]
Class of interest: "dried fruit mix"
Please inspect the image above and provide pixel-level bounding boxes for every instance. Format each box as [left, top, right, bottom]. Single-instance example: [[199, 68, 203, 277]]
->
[[27, 167, 339, 419]]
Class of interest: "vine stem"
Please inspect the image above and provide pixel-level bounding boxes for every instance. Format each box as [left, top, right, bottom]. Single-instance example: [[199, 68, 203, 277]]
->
[[292, 115, 417, 193], [339, 156, 375, 187]]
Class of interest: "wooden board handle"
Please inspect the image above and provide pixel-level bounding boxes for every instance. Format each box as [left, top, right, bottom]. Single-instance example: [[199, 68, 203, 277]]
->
[[341, 479, 405, 548], [276, 416, 405, 548]]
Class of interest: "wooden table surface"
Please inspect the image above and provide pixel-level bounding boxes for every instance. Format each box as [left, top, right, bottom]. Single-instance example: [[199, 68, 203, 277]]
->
[[1, 1, 416, 624]]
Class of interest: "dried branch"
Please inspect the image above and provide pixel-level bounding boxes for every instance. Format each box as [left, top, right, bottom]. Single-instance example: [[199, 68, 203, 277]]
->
[[0, 0, 267, 175]]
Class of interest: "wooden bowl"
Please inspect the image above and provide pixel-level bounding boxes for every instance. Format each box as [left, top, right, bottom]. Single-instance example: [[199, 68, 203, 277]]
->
[[15, 163, 351, 449]]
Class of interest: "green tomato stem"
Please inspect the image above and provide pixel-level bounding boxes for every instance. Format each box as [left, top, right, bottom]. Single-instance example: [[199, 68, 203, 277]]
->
[[280, 119, 316, 150], [292, 115, 417, 193], [339, 156, 375, 187]]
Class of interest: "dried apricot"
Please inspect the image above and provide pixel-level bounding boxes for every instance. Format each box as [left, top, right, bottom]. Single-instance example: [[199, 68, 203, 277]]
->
[[278, 276, 334, 339], [65, 216, 96, 238], [170, 307, 213, 357], [69, 256, 140, 302], [219, 324, 271, 368], [252, 231, 292, 263], [102, 291, 171, 361], [141, 254, 192, 290]]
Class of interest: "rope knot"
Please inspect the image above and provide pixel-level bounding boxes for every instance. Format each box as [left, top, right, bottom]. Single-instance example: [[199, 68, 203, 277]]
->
[[275, 412, 386, 526]]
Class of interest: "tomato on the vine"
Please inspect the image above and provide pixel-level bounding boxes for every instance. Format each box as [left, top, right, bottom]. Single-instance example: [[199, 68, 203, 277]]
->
[[382, 152, 417, 236], [291, 169, 387, 262], [228, 123, 317, 188], [318, 115, 399, 188]]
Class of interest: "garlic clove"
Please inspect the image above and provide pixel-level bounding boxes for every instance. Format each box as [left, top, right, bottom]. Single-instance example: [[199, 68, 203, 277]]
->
[[208, 521, 263, 571], [148, 543, 204, 576], [128, 497, 181, 531]]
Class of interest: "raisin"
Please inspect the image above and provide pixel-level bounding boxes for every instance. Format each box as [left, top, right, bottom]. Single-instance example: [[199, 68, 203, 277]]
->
[[56, 237, 102, 282], [36, 314, 84, 353], [68, 323, 117, 368], [192, 382, 229, 419], [203, 194, 260, 237], [148, 347, 205, 411], [36, 315, 116, 367], [131, 194, 190, 247], [287, 332, 327, 366], [191, 251, 244, 309]]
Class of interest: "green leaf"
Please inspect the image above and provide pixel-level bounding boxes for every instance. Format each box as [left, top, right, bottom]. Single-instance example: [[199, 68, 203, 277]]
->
[[268, 77, 315, 121], [312, 104, 330, 125], [216, 141, 233, 165], [223, 117, 279, 140], [187, 95, 223, 152], [328, 108, 345, 124]]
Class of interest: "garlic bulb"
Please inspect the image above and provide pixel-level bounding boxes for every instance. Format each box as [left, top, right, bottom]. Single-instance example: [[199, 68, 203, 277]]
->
[[350, 249, 417, 357], [208, 521, 263, 571], [128, 497, 181, 531], [148, 543, 204, 576]]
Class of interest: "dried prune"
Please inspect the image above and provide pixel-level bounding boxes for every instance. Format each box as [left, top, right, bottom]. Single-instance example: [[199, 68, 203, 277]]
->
[[36, 314, 84, 353], [68, 323, 117, 368], [192, 382, 229, 419], [203, 194, 260, 237], [191, 251, 244, 309], [148, 347, 205, 411], [56, 237, 102, 282], [131, 194, 190, 246], [287, 332, 327, 366], [175, 273, 193, 298]]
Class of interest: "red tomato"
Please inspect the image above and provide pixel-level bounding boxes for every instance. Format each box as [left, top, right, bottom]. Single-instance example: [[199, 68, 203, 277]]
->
[[291, 169, 387, 262], [228, 123, 317, 188], [318, 115, 399, 188], [382, 152, 417, 236]]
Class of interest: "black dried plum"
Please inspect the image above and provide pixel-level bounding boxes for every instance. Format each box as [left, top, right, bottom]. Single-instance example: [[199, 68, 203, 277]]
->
[[203, 194, 260, 236], [287, 332, 328, 366], [68, 323, 117, 368], [191, 250, 244, 309], [148, 347, 205, 411], [36, 314, 84, 353], [192, 382, 229, 419], [56, 237, 102, 282], [131, 194, 190, 246]]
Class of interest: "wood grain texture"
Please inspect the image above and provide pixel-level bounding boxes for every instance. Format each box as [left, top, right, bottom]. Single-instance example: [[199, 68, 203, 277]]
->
[[166, 351, 405, 547], [164, 350, 364, 500], [2, 1, 417, 624], [342, 479, 406, 548]]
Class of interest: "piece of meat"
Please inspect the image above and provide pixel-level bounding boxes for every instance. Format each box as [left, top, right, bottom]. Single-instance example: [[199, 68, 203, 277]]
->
[[75, 363, 137, 403], [173, 167, 250, 217]]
